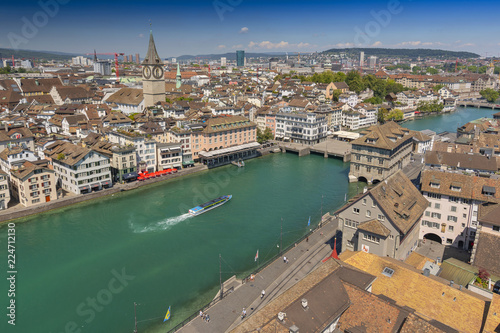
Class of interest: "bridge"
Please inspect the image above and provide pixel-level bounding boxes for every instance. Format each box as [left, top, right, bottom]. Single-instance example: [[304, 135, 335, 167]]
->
[[278, 139, 351, 162], [458, 101, 500, 110]]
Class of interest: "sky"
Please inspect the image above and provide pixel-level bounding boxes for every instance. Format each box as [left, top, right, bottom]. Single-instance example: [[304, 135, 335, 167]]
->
[[1, 0, 499, 58]]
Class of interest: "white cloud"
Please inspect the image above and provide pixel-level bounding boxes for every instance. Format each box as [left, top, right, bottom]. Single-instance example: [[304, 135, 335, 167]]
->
[[138, 34, 144, 38], [395, 41, 448, 47], [334, 42, 355, 48], [371, 41, 382, 47], [246, 41, 315, 50], [217, 45, 226, 49], [239, 27, 249, 34], [461, 43, 475, 47]]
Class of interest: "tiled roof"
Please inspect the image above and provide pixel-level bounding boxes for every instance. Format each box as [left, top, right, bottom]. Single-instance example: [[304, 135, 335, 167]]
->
[[473, 232, 500, 276], [19, 78, 62, 93], [343, 251, 487, 333], [105, 88, 143, 106], [351, 121, 416, 151], [10, 161, 52, 181], [44, 141, 92, 166], [358, 219, 391, 237], [369, 171, 428, 234], [203, 115, 256, 134], [421, 170, 500, 203], [0, 126, 34, 142], [483, 293, 500, 333], [424, 151, 498, 172]]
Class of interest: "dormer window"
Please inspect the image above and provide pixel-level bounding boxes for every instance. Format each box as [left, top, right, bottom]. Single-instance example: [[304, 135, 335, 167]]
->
[[430, 181, 440, 189], [450, 185, 461, 192], [483, 185, 496, 197]]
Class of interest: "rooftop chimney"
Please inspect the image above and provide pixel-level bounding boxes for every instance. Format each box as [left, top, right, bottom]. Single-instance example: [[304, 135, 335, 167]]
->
[[289, 325, 299, 333], [301, 298, 308, 310], [423, 268, 430, 277], [450, 280, 454, 287]]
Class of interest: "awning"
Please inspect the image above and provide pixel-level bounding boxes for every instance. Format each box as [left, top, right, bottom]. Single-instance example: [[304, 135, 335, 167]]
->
[[182, 161, 194, 165], [79, 185, 91, 191], [101, 181, 111, 186], [91, 183, 101, 188], [122, 171, 138, 180]]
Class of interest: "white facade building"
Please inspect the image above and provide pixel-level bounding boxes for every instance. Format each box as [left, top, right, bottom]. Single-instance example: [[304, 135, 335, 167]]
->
[[275, 112, 327, 145]]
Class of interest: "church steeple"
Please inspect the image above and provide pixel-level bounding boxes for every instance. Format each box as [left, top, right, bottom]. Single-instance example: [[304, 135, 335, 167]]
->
[[176, 63, 181, 89], [142, 30, 161, 65]]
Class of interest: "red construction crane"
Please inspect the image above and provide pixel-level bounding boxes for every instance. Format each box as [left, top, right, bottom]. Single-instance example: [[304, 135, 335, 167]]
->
[[85, 52, 125, 81]]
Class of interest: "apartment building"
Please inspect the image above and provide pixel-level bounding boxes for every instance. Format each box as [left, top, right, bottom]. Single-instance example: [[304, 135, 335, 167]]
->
[[337, 171, 428, 260], [275, 112, 327, 145], [107, 131, 157, 173], [157, 143, 182, 170], [10, 161, 57, 207], [0, 170, 10, 209], [419, 170, 500, 250], [45, 141, 112, 194]]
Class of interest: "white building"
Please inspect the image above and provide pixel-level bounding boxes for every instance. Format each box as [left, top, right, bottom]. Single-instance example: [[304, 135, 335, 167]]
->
[[275, 112, 327, 145], [45, 142, 112, 195], [157, 143, 182, 170], [94, 60, 112, 76], [107, 131, 157, 173], [419, 170, 500, 250]]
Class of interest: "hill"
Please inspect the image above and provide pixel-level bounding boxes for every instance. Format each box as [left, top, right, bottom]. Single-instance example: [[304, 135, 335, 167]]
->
[[322, 48, 480, 59], [175, 52, 292, 61], [0, 48, 76, 62]]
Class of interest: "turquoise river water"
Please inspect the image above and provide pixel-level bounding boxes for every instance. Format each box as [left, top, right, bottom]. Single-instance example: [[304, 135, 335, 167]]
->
[[0, 106, 497, 333]]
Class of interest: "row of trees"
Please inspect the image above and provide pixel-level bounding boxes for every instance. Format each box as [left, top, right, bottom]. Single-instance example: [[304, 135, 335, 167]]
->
[[416, 100, 444, 113], [480, 88, 499, 103], [257, 127, 273, 144], [378, 108, 403, 123]]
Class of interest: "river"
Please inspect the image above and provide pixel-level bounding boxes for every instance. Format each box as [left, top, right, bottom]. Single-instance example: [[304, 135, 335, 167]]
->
[[0, 106, 496, 333]]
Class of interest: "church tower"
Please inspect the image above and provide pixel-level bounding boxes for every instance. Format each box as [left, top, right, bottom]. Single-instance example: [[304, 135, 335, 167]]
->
[[176, 63, 182, 89], [142, 30, 165, 108]]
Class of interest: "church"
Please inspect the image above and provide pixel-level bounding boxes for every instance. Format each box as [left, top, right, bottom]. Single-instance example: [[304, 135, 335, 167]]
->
[[142, 30, 166, 108]]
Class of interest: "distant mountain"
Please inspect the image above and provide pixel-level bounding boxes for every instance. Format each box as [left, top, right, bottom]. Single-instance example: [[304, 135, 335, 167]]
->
[[174, 52, 295, 61], [322, 48, 480, 59], [0, 48, 77, 61]]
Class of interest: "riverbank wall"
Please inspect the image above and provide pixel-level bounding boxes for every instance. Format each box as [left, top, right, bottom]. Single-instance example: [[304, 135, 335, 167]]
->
[[0, 164, 208, 224]]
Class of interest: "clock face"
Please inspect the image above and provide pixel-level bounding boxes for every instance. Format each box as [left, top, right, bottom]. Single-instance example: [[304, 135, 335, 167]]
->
[[142, 66, 151, 79], [153, 65, 163, 79]]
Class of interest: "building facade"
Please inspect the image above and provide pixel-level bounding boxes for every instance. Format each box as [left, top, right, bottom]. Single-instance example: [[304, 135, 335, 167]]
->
[[349, 122, 416, 184], [419, 170, 500, 250], [275, 112, 327, 145], [0, 170, 10, 209], [337, 171, 428, 260], [10, 162, 57, 207]]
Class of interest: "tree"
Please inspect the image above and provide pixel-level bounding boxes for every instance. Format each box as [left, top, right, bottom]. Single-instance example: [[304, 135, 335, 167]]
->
[[378, 108, 389, 124], [480, 88, 499, 103], [386, 109, 404, 121], [432, 84, 445, 92], [411, 66, 421, 74], [345, 71, 364, 93], [426, 67, 438, 75], [363, 96, 383, 105], [57, 153, 65, 160], [331, 90, 341, 102], [257, 127, 273, 143]]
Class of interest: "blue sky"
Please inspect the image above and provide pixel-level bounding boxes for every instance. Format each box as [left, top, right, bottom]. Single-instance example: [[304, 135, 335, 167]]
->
[[1, 0, 499, 58]]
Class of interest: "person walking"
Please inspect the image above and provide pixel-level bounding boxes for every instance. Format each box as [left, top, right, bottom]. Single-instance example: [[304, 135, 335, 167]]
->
[[283, 256, 287, 263], [241, 308, 247, 319], [261, 289, 265, 299]]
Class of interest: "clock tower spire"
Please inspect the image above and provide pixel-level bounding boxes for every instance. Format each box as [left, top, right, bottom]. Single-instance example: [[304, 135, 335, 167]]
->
[[142, 29, 165, 109]]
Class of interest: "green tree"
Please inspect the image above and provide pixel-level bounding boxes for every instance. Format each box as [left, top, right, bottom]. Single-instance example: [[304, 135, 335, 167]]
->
[[363, 96, 383, 105], [411, 66, 421, 74], [257, 127, 273, 143], [345, 71, 364, 93], [386, 109, 404, 121], [433, 84, 445, 92], [426, 67, 438, 75], [480, 88, 499, 103], [378, 108, 389, 124], [331, 90, 341, 102]]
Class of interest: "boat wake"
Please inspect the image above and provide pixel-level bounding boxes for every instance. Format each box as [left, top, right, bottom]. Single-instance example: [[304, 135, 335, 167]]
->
[[130, 213, 192, 233]]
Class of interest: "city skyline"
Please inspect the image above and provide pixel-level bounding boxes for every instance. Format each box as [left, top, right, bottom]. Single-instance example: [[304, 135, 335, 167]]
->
[[1, 0, 499, 58]]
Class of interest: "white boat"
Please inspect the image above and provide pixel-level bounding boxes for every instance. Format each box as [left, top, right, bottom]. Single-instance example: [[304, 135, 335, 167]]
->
[[188, 195, 232, 216]]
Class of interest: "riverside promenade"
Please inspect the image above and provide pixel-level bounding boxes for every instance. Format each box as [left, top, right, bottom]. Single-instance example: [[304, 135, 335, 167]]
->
[[0, 165, 208, 223], [175, 216, 340, 333]]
